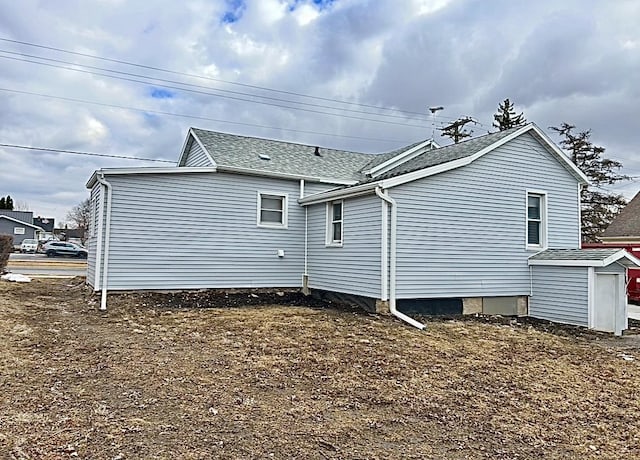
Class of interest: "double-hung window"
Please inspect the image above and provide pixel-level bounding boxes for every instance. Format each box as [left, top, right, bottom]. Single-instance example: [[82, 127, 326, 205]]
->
[[526, 191, 546, 249], [326, 200, 343, 246], [257, 192, 287, 228]]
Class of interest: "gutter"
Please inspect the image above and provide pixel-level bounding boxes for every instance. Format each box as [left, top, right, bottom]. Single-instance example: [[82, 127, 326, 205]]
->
[[375, 187, 426, 330], [95, 172, 113, 311]]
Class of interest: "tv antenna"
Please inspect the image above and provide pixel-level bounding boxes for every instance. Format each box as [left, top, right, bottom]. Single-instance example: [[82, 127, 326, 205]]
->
[[428, 106, 444, 147]]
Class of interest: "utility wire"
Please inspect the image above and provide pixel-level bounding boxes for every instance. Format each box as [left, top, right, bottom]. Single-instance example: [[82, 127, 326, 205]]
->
[[0, 49, 432, 123], [0, 143, 176, 163], [0, 87, 409, 144], [0, 36, 454, 120], [0, 54, 429, 129]]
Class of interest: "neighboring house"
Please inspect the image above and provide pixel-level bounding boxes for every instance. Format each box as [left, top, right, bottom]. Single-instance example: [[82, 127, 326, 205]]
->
[[86, 123, 639, 334], [0, 211, 44, 247], [601, 191, 640, 243], [34, 216, 55, 240]]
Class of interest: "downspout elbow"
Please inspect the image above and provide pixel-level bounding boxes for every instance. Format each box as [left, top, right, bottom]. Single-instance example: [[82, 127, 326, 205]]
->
[[375, 187, 425, 330]]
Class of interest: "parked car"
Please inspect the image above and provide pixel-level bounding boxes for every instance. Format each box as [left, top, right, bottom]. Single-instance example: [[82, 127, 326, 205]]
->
[[20, 239, 39, 253], [42, 241, 88, 258]]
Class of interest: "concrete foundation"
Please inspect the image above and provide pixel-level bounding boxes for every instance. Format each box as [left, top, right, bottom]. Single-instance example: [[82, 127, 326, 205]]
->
[[375, 300, 390, 315], [462, 296, 529, 316], [462, 297, 483, 315]]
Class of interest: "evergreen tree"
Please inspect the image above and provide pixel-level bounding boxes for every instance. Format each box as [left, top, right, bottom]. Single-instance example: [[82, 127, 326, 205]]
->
[[551, 123, 628, 242], [493, 98, 526, 131], [5, 195, 13, 210], [0, 197, 5, 209]]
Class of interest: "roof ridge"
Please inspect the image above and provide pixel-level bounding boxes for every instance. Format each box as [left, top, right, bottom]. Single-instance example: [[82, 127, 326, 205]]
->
[[191, 127, 373, 158]]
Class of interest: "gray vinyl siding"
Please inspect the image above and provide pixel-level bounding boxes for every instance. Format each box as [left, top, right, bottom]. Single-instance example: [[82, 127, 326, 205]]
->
[[307, 194, 382, 298], [183, 141, 213, 167], [86, 183, 102, 288], [0, 219, 37, 246], [595, 264, 626, 275], [100, 172, 305, 290], [391, 132, 580, 298], [530, 266, 589, 326]]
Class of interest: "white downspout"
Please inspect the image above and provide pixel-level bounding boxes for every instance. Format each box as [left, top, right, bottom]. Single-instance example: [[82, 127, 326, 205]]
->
[[375, 187, 426, 330], [95, 173, 113, 311], [301, 180, 308, 278]]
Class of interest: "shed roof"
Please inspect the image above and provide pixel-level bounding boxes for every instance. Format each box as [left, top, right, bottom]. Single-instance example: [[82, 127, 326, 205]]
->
[[602, 192, 640, 238], [528, 248, 640, 268]]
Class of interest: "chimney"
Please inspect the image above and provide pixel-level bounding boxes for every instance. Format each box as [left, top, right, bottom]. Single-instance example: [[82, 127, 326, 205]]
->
[[314, 146, 321, 157]]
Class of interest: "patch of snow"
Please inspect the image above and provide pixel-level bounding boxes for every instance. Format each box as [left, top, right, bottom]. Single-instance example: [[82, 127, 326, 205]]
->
[[1, 273, 31, 283]]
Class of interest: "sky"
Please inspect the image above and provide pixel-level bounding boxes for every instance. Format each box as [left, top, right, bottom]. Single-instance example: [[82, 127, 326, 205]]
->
[[0, 0, 639, 225]]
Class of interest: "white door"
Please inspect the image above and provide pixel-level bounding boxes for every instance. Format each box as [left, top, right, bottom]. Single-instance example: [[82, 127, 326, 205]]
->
[[594, 274, 620, 334]]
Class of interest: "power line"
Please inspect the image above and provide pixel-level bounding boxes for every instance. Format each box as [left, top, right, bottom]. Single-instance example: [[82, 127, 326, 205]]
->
[[0, 87, 408, 144], [0, 54, 430, 129], [0, 36, 446, 119], [0, 143, 176, 163], [0, 48, 433, 123]]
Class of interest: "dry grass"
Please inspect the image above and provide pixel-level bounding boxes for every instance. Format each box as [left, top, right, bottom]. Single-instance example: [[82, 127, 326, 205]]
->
[[1, 278, 639, 459]]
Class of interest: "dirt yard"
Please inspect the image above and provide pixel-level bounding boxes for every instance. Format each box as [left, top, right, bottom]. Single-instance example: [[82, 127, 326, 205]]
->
[[1, 278, 639, 459]]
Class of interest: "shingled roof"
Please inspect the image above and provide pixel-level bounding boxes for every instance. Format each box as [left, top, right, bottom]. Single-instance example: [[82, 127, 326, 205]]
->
[[528, 248, 640, 267], [602, 192, 640, 238], [191, 128, 375, 182], [370, 126, 521, 180]]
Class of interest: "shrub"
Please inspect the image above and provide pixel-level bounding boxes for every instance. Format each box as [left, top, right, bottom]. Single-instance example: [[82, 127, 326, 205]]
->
[[0, 234, 12, 273]]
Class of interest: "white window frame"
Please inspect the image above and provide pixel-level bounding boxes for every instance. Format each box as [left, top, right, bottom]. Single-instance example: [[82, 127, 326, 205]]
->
[[526, 190, 547, 250], [325, 200, 344, 247], [14, 227, 25, 235], [256, 192, 288, 229]]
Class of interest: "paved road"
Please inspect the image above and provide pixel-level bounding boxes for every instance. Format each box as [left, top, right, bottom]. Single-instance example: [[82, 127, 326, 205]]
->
[[6, 253, 87, 278]]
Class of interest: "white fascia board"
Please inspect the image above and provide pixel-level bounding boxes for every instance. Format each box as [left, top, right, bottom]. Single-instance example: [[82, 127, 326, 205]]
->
[[217, 165, 358, 186], [380, 155, 475, 189], [299, 182, 380, 206], [528, 259, 605, 267], [364, 139, 434, 178], [380, 125, 534, 189], [528, 124, 590, 185], [86, 166, 217, 188], [605, 249, 640, 268], [0, 215, 43, 230]]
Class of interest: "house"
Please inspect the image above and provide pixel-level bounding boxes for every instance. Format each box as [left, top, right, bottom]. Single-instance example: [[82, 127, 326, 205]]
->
[[86, 123, 639, 334], [0, 211, 44, 247], [601, 191, 640, 243]]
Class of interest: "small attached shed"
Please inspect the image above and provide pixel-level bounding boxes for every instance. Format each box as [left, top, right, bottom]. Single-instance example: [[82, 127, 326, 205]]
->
[[528, 249, 640, 336]]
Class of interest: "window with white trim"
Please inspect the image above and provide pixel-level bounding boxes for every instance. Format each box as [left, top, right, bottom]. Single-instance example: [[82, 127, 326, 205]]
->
[[527, 192, 546, 249], [326, 200, 343, 246], [257, 193, 287, 228]]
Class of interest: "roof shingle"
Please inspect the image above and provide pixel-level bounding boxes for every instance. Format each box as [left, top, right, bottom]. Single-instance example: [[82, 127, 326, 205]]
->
[[603, 192, 640, 238]]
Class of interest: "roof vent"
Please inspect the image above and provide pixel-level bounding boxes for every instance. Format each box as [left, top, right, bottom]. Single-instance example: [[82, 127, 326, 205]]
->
[[259, 153, 271, 161], [314, 146, 321, 157]]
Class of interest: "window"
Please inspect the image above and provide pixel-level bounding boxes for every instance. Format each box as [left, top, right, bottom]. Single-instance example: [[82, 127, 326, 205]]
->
[[257, 193, 287, 228], [527, 192, 546, 249], [326, 200, 343, 246], [14, 227, 25, 235]]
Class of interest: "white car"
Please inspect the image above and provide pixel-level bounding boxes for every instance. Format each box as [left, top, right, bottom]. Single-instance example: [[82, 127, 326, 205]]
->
[[20, 239, 38, 253]]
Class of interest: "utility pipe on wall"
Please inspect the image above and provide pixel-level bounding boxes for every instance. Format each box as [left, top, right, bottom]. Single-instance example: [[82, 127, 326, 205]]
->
[[95, 172, 113, 311], [375, 187, 426, 330]]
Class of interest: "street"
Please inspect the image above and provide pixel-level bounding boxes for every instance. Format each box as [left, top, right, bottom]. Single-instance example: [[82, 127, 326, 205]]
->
[[6, 253, 87, 277]]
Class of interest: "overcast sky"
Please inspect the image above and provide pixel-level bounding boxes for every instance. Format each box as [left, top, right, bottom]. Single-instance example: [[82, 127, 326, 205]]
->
[[0, 0, 638, 225]]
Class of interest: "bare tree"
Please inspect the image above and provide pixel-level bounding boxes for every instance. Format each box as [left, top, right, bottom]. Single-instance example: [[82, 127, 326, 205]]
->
[[13, 200, 31, 211], [66, 198, 91, 244]]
